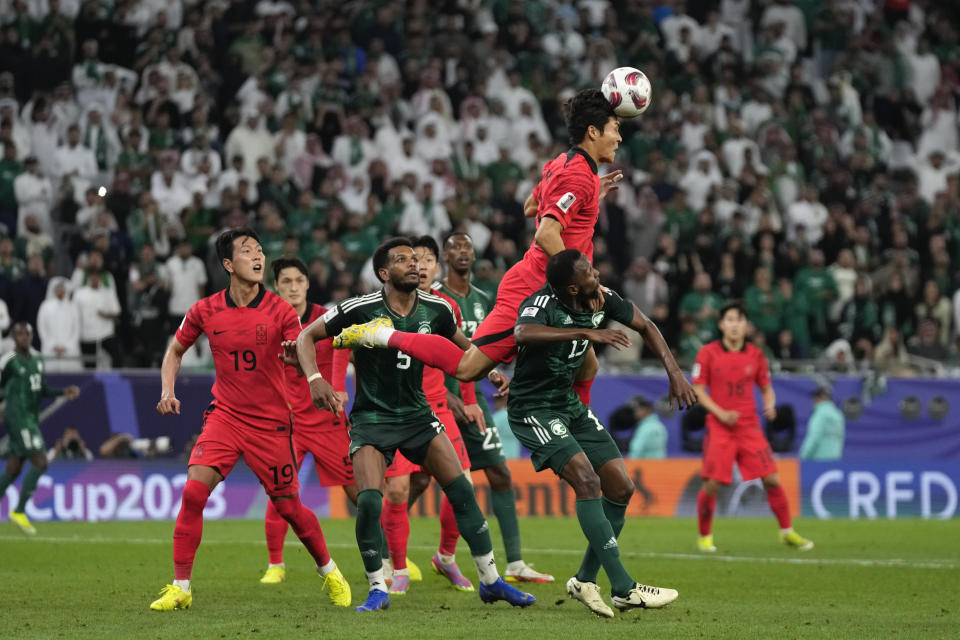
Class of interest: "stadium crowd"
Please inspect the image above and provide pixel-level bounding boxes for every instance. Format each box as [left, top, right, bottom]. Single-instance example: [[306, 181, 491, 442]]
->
[[0, 0, 959, 375]]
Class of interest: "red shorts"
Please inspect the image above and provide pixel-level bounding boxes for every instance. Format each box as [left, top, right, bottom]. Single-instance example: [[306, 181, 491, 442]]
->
[[701, 424, 777, 484], [472, 264, 544, 364], [383, 402, 470, 478], [189, 406, 299, 497], [294, 418, 354, 487]]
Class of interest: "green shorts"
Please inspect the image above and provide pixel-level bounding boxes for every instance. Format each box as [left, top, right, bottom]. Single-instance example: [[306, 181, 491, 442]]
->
[[349, 412, 444, 467], [0, 420, 45, 459], [507, 403, 620, 476], [461, 394, 507, 469]]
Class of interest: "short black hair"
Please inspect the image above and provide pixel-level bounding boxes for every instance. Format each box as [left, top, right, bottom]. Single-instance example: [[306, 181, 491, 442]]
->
[[372, 237, 414, 282], [412, 234, 440, 260], [272, 257, 308, 281], [718, 299, 748, 321], [443, 231, 471, 247], [546, 249, 584, 292], [563, 88, 617, 147], [216, 227, 260, 271], [11, 321, 32, 334]]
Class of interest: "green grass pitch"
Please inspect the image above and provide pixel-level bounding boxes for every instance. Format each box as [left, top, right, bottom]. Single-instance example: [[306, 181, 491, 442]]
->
[[1, 517, 957, 639]]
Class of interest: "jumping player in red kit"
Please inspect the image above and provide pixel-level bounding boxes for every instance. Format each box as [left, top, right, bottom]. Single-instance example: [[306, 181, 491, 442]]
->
[[149, 228, 351, 611], [258, 257, 354, 587], [692, 301, 814, 553], [332, 89, 623, 407]]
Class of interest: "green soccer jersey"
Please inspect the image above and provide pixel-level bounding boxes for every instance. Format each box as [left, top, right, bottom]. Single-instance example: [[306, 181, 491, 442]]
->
[[510, 285, 634, 412], [436, 280, 494, 398], [0, 350, 61, 427], [323, 289, 458, 425]]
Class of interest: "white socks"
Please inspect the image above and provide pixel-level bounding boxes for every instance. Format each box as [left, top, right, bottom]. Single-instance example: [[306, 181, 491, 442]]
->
[[781, 527, 794, 535], [173, 579, 190, 593], [366, 568, 387, 593], [473, 552, 499, 586], [437, 553, 456, 565], [317, 560, 335, 576], [506, 560, 526, 574], [374, 325, 395, 346], [268, 562, 285, 569]]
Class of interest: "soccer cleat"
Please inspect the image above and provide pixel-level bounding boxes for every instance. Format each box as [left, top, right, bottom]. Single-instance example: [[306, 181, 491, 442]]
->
[[388, 573, 410, 595], [406, 558, 423, 581], [260, 565, 286, 584], [566, 577, 615, 618], [431, 553, 474, 591], [697, 535, 717, 552], [149, 584, 192, 611], [321, 567, 352, 606], [781, 530, 814, 551], [505, 562, 554, 583], [355, 589, 390, 612], [9, 511, 36, 535], [333, 316, 393, 349], [478, 577, 536, 607], [611, 583, 679, 611]]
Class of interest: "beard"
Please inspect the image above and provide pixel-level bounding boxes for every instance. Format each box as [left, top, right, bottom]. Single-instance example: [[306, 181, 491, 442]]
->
[[392, 277, 419, 292]]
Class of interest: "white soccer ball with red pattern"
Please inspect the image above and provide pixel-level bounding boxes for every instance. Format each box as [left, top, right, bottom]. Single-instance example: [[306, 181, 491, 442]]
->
[[601, 67, 652, 117]]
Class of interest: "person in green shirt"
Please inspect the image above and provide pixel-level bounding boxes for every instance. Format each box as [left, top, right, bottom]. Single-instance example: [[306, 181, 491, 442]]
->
[[799, 387, 845, 461], [484, 146, 524, 198], [679, 272, 724, 343], [0, 323, 80, 535], [793, 249, 838, 351], [627, 396, 667, 459], [0, 142, 22, 228], [745, 266, 784, 344]]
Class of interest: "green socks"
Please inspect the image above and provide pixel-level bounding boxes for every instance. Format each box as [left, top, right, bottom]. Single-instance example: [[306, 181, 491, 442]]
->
[[356, 489, 385, 573], [0, 471, 13, 496], [491, 489, 522, 563], [576, 496, 628, 584], [442, 474, 493, 556], [575, 498, 634, 596]]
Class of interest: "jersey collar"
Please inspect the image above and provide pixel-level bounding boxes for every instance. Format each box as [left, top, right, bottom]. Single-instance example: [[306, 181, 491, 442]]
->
[[299, 302, 314, 326], [720, 339, 748, 352], [569, 146, 598, 175], [224, 283, 267, 308]]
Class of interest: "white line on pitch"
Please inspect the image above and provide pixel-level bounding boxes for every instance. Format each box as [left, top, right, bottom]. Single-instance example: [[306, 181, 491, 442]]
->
[[0, 534, 955, 570]]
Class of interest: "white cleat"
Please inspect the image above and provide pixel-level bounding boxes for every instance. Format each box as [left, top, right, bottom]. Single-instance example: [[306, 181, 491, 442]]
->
[[612, 583, 679, 610], [566, 577, 615, 618]]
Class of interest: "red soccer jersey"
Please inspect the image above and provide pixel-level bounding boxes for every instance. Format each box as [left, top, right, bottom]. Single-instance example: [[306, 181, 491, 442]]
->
[[423, 289, 463, 404], [287, 302, 349, 432], [691, 340, 771, 430], [176, 285, 301, 432], [523, 148, 600, 275]]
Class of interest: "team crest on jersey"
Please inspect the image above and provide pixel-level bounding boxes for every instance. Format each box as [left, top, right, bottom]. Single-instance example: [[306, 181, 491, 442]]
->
[[418, 321, 432, 334], [549, 419, 568, 437], [256, 323, 268, 345], [473, 302, 485, 320], [557, 192, 576, 212], [591, 311, 605, 327], [194, 444, 204, 458], [745, 365, 753, 375]]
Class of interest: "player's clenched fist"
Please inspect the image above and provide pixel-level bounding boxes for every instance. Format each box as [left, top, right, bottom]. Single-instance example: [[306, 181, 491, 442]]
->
[[717, 409, 740, 426], [667, 373, 698, 410], [309, 377, 342, 416], [157, 392, 181, 415]]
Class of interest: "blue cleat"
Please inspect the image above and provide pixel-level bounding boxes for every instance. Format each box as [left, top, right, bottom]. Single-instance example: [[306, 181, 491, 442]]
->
[[354, 589, 390, 612], [478, 577, 536, 607]]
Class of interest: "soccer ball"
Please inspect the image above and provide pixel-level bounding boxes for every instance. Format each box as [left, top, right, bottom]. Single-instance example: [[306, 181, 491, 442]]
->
[[601, 67, 652, 117]]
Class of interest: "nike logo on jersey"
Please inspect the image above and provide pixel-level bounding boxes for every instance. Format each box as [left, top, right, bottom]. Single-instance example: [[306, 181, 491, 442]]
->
[[213, 329, 226, 335]]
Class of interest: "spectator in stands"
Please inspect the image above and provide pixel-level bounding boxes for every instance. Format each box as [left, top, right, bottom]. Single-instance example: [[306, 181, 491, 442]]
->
[[74, 266, 120, 368], [165, 239, 206, 330], [799, 387, 845, 461], [680, 272, 723, 343], [48, 427, 94, 462], [915, 280, 952, 348], [128, 244, 169, 367], [37, 276, 81, 372], [627, 396, 668, 459]]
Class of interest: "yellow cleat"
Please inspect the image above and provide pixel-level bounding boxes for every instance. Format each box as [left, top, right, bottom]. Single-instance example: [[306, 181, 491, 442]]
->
[[407, 558, 423, 582], [150, 584, 192, 611], [9, 511, 36, 535], [260, 565, 286, 584], [781, 530, 814, 551], [697, 535, 717, 552], [332, 316, 393, 349], [322, 567, 352, 607]]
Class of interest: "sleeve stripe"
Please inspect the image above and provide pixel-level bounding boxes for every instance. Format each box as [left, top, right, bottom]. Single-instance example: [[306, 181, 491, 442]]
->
[[0, 351, 16, 370], [340, 293, 382, 312], [418, 290, 455, 317]]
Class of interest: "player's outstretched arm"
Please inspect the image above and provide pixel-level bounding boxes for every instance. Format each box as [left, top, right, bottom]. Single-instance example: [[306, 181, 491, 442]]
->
[[157, 337, 187, 415], [628, 305, 698, 410], [295, 317, 342, 415], [514, 322, 632, 349]]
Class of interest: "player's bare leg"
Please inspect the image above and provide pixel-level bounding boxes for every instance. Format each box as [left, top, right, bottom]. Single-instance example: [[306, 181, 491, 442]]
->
[[352, 446, 391, 612], [763, 473, 813, 550], [422, 434, 534, 607], [697, 478, 722, 552], [561, 453, 677, 614]]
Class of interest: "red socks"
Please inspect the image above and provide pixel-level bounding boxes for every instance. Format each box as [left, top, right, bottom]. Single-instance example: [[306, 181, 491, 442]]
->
[[438, 494, 460, 556], [387, 332, 463, 376], [381, 500, 410, 569], [272, 496, 331, 568], [173, 479, 211, 580], [696, 490, 716, 536], [264, 499, 288, 565], [766, 485, 792, 529], [573, 378, 593, 406]]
